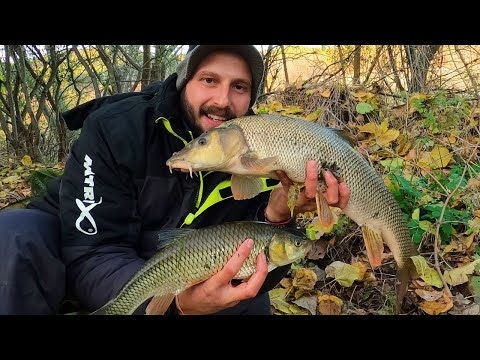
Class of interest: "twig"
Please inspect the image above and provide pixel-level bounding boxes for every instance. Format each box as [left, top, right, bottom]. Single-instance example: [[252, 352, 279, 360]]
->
[[433, 140, 479, 299]]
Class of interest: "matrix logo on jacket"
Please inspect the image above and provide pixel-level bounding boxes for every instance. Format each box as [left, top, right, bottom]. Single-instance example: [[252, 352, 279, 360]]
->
[[75, 154, 102, 235]]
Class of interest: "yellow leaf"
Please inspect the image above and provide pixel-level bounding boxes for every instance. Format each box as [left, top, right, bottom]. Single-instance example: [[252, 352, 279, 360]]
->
[[318, 295, 343, 315], [430, 146, 452, 169], [410, 255, 443, 288], [269, 288, 293, 314], [419, 291, 453, 315], [325, 261, 362, 287], [356, 122, 378, 134], [279, 278, 292, 288], [20, 155, 32, 166], [305, 108, 322, 122], [305, 89, 318, 96], [377, 129, 400, 147], [320, 89, 331, 98], [379, 119, 389, 133], [293, 268, 318, 290], [351, 262, 367, 281], [1, 175, 21, 184], [444, 259, 480, 286], [268, 101, 284, 112], [284, 105, 304, 115], [288, 303, 310, 315], [396, 134, 412, 156]]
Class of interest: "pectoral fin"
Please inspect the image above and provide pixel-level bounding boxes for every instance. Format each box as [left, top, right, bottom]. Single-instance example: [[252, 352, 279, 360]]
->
[[231, 175, 264, 200], [361, 225, 384, 268], [240, 152, 278, 173], [287, 183, 303, 216], [145, 293, 175, 315]]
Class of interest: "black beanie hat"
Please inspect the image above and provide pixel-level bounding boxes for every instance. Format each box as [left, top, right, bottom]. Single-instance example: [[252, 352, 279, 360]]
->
[[175, 45, 264, 108]]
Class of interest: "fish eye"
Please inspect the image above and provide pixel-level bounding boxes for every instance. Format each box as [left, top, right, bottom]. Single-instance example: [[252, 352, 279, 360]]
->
[[198, 137, 207, 146], [295, 240, 302, 247]]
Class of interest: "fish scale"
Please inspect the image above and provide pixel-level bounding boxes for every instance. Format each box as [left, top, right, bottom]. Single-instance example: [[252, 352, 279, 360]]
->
[[90, 221, 311, 315]]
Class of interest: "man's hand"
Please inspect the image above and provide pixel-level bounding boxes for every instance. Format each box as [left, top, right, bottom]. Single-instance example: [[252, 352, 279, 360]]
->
[[265, 160, 350, 223], [175, 238, 268, 315]]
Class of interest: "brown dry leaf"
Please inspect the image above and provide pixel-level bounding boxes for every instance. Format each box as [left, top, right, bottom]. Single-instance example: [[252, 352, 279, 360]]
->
[[419, 291, 453, 315], [307, 239, 328, 260], [280, 278, 292, 288], [293, 268, 317, 290], [318, 295, 343, 315], [396, 134, 412, 156], [415, 288, 443, 301], [466, 178, 480, 190]]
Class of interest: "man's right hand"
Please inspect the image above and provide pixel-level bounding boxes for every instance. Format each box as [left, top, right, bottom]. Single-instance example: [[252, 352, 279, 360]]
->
[[174, 238, 268, 315]]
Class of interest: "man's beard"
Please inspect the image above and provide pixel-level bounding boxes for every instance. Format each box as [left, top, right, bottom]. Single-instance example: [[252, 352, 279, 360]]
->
[[180, 91, 237, 137]]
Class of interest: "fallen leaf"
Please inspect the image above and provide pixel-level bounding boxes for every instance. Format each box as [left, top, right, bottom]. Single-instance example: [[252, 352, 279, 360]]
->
[[419, 291, 453, 315], [351, 262, 367, 281], [20, 155, 32, 166], [318, 294, 343, 315], [307, 239, 328, 260], [320, 89, 331, 98], [325, 261, 363, 287], [468, 276, 480, 298], [293, 268, 317, 290], [293, 295, 318, 315], [444, 259, 480, 286], [415, 288, 443, 301], [410, 255, 443, 288], [280, 278, 292, 288]]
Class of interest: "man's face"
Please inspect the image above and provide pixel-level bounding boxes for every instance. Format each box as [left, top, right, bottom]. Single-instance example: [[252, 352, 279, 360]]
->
[[181, 50, 252, 135]]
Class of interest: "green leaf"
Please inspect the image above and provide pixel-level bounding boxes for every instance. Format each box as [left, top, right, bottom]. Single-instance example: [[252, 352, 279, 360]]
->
[[356, 102, 375, 114], [412, 208, 420, 221]]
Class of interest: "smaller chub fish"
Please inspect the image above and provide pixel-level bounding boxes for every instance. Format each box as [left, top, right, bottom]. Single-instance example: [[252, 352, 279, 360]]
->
[[90, 222, 312, 315], [166, 114, 419, 313]]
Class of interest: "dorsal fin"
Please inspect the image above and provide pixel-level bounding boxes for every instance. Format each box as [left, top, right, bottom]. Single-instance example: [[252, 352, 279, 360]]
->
[[156, 228, 196, 250]]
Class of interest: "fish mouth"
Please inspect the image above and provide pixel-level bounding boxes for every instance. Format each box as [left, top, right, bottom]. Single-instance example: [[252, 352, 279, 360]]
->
[[166, 159, 200, 178]]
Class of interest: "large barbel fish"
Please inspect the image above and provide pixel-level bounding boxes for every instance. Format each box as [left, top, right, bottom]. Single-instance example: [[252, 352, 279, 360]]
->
[[166, 114, 418, 312], [90, 221, 311, 315]]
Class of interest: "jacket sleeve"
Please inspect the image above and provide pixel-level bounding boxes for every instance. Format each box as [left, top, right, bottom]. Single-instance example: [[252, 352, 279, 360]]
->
[[60, 108, 146, 312]]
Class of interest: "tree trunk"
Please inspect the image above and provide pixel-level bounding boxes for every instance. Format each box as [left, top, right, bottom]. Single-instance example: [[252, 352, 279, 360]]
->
[[404, 45, 441, 92], [353, 45, 361, 84]]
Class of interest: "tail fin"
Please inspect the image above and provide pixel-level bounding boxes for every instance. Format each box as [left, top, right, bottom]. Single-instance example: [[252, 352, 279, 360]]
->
[[395, 261, 417, 314]]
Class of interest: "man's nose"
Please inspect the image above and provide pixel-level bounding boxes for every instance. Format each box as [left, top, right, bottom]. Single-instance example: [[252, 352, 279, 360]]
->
[[212, 85, 231, 108]]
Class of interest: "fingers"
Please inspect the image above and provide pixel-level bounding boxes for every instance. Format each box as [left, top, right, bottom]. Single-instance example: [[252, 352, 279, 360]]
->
[[323, 170, 339, 205], [274, 170, 292, 189], [231, 252, 268, 300], [337, 182, 350, 210], [304, 160, 318, 199], [216, 238, 254, 285]]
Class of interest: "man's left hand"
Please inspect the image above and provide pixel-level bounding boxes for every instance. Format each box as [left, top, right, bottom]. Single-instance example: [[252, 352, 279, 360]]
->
[[264, 160, 350, 223]]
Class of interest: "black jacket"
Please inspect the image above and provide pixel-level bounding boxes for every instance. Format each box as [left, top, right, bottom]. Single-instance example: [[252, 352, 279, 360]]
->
[[29, 73, 289, 313]]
